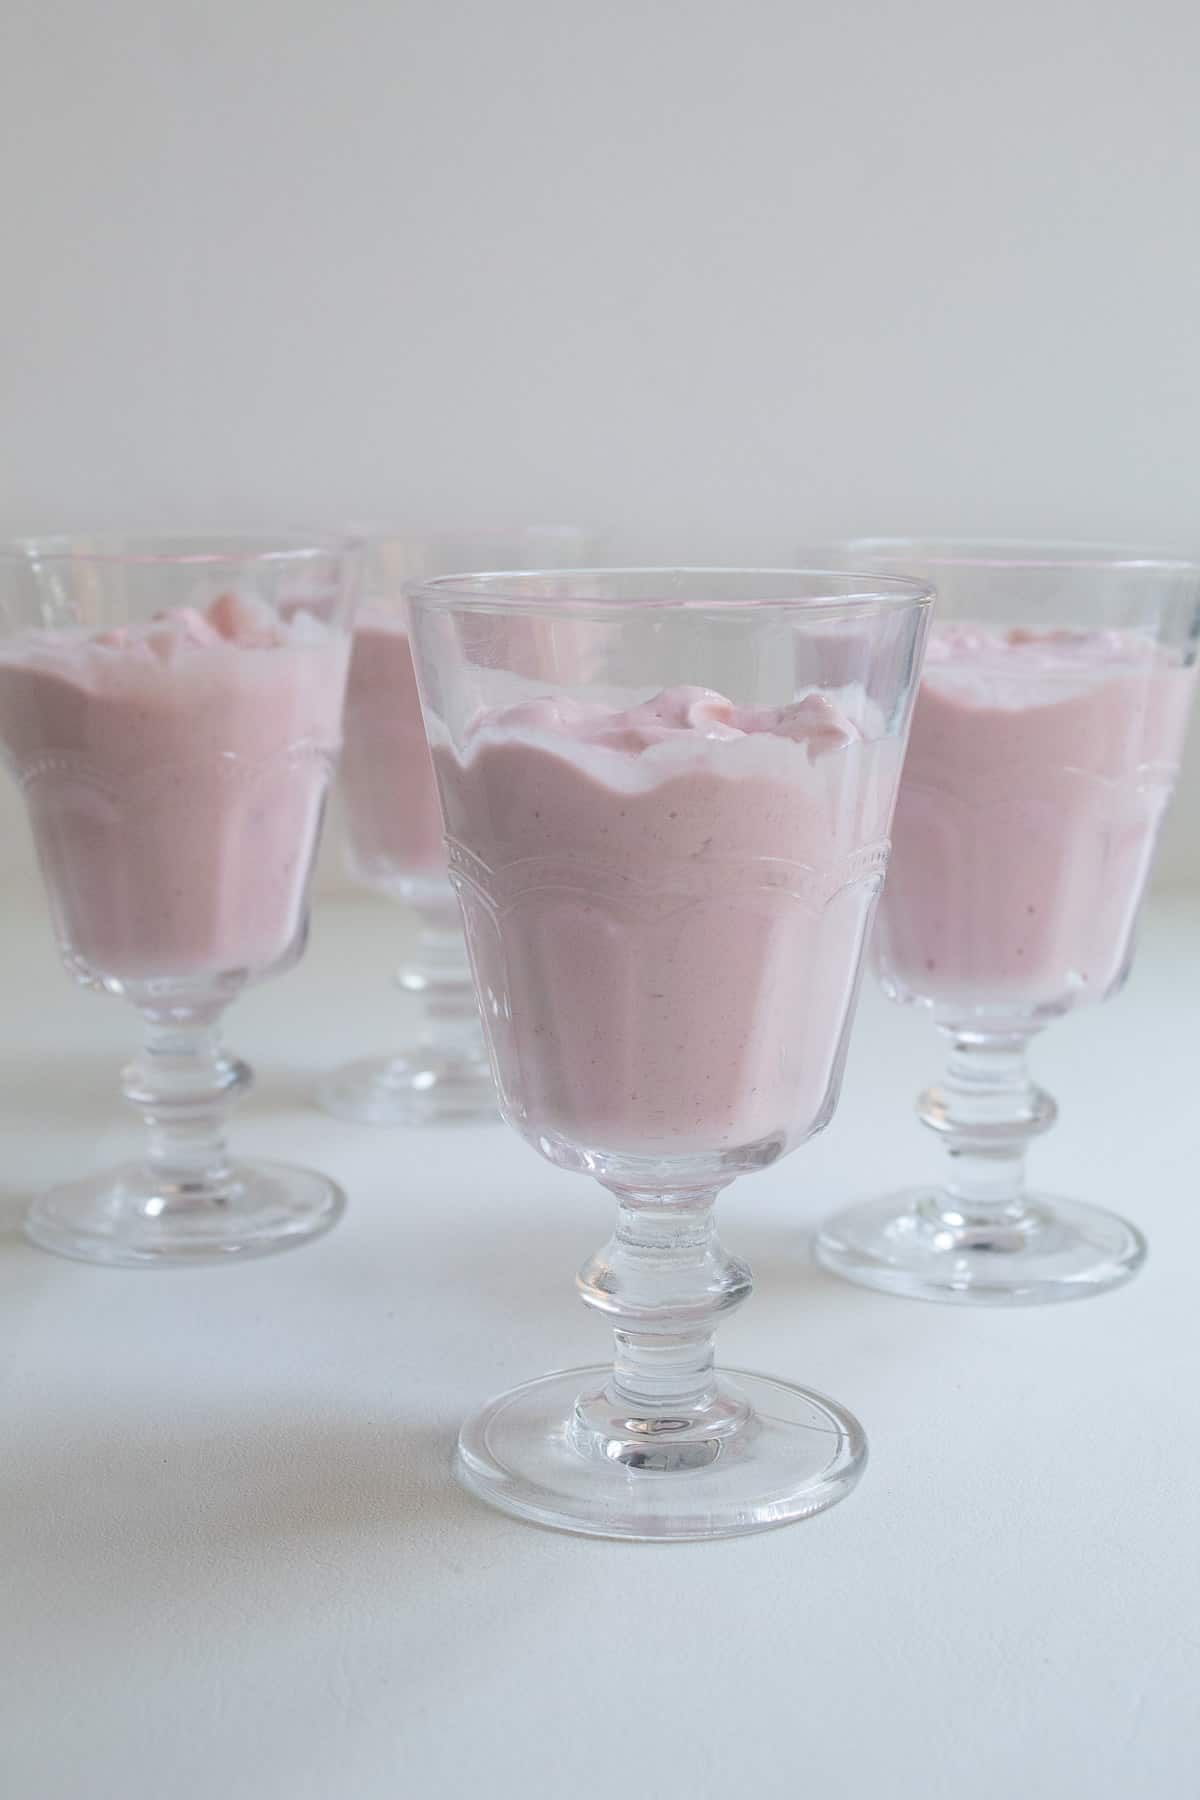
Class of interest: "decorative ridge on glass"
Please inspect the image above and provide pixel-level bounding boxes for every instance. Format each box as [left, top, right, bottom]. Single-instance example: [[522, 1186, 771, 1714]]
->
[[446, 836, 891, 919]]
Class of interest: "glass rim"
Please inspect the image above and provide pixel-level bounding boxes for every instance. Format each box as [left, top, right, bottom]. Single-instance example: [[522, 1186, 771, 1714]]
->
[[345, 521, 590, 545], [0, 531, 363, 568], [406, 565, 935, 618], [828, 537, 1200, 575]]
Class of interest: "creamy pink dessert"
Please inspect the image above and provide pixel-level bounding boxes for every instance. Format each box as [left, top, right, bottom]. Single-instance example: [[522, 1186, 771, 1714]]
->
[[339, 607, 446, 893], [434, 685, 901, 1158], [0, 592, 349, 984], [875, 625, 1196, 1017]]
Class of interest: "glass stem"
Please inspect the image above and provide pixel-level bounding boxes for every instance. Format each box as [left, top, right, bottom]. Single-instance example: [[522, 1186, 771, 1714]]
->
[[397, 907, 484, 1061], [123, 1009, 251, 1206], [919, 1027, 1057, 1227], [575, 1188, 752, 1463]]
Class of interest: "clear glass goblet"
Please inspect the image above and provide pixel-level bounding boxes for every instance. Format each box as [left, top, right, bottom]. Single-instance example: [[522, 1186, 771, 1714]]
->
[[0, 533, 361, 1267], [319, 527, 596, 1126], [407, 567, 931, 1539], [811, 541, 1199, 1305]]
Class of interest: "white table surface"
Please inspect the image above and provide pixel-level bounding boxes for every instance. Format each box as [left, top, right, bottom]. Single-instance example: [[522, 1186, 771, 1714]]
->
[[2, 882, 1197, 1800]]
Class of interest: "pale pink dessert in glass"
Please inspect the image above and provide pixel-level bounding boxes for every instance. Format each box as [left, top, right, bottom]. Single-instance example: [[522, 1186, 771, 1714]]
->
[[876, 624, 1197, 1020], [338, 606, 445, 896], [0, 532, 360, 1271], [319, 600, 494, 1126], [321, 528, 601, 1128], [435, 684, 902, 1159], [0, 590, 348, 986], [409, 566, 931, 1541], [813, 541, 1200, 1306]]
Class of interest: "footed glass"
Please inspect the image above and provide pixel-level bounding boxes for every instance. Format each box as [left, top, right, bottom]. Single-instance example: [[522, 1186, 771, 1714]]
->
[[811, 542, 1200, 1305], [319, 528, 594, 1126], [0, 534, 361, 1267], [408, 567, 931, 1539]]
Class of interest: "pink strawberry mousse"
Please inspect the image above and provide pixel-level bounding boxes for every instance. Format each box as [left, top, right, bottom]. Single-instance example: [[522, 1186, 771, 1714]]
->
[[338, 607, 446, 892], [875, 625, 1196, 1017], [0, 592, 349, 984], [434, 685, 901, 1158]]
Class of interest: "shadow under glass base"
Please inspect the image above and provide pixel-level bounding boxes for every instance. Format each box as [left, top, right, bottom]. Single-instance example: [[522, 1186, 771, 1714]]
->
[[318, 1051, 496, 1127], [25, 1160, 346, 1268], [454, 1365, 867, 1541], [814, 1188, 1146, 1306]]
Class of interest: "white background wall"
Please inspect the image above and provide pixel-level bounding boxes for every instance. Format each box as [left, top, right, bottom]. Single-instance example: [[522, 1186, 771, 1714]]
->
[[1, 0, 1197, 883]]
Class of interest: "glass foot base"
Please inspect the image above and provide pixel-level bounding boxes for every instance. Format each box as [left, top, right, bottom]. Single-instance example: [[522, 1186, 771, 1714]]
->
[[455, 1365, 867, 1540], [814, 1189, 1146, 1306], [25, 1160, 346, 1268], [318, 1052, 495, 1126]]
